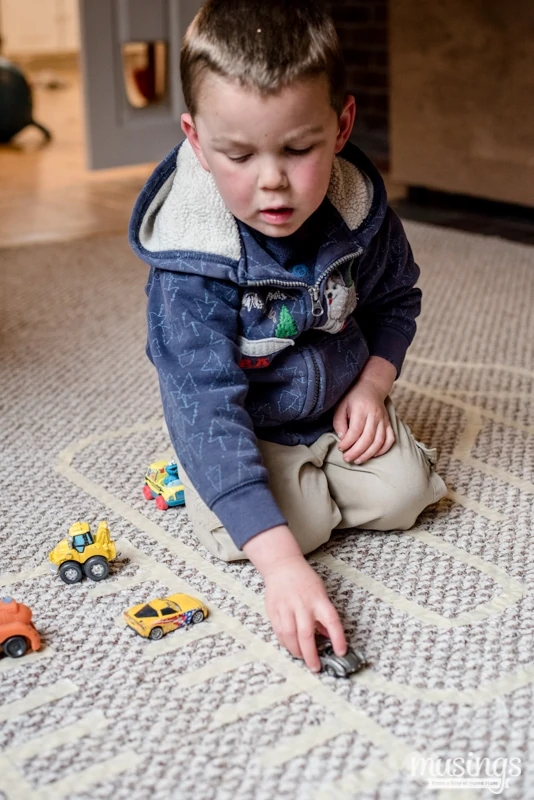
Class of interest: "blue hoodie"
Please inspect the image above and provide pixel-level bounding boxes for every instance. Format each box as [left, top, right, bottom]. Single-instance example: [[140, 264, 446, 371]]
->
[[129, 139, 421, 549]]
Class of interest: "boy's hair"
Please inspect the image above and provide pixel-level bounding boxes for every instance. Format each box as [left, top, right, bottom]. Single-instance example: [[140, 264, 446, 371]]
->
[[180, 0, 346, 116]]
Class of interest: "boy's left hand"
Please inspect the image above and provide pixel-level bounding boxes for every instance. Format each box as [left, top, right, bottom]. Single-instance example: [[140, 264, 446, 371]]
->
[[333, 357, 397, 465]]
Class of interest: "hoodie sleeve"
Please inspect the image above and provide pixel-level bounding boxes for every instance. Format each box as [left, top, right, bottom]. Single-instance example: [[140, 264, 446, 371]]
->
[[147, 267, 287, 549], [354, 207, 421, 376]]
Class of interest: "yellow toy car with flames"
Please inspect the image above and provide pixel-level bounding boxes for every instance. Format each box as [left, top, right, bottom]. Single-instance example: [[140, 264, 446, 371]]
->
[[49, 521, 117, 584], [124, 593, 208, 640]]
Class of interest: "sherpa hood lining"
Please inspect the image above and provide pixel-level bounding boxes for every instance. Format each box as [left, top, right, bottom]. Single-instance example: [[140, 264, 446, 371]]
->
[[138, 139, 374, 261]]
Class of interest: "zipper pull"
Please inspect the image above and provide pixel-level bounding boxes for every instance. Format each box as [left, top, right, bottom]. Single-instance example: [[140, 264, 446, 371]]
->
[[309, 286, 323, 317]]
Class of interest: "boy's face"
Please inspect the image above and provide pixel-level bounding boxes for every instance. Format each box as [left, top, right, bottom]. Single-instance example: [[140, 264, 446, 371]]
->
[[181, 73, 355, 237]]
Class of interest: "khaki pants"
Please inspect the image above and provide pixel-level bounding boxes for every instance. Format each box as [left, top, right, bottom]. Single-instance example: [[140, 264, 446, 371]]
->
[[177, 399, 447, 562]]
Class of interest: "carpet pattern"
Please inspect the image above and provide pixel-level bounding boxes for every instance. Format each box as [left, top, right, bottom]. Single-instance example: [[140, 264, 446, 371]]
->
[[0, 222, 533, 799]]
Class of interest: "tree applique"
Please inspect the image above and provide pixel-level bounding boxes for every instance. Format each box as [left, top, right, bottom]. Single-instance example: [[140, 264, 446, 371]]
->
[[275, 305, 298, 338]]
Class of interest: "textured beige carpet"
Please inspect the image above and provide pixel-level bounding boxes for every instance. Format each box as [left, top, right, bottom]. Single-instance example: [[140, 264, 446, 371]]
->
[[0, 222, 533, 799]]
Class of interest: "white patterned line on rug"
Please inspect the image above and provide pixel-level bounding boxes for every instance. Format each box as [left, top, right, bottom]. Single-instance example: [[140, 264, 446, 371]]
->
[[92, 573, 151, 598], [445, 489, 506, 522], [457, 411, 534, 491], [314, 754, 403, 800], [0, 680, 77, 722], [56, 418, 165, 461], [0, 682, 87, 800], [315, 528, 526, 630], [210, 683, 296, 727], [452, 406, 515, 462], [38, 752, 135, 800], [262, 714, 360, 768], [436, 390, 533, 400], [0, 760, 40, 800], [398, 378, 534, 436], [410, 529, 525, 593], [0, 646, 54, 674], [91, 538, 214, 601], [448, 407, 502, 513], [315, 754, 480, 800], [6, 711, 109, 763], [358, 662, 534, 707], [122, 617, 220, 659], [315, 757, 481, 800], [460, 458, 534, 494], [176, 655, 258, 687], [0, 717, 133, 800], [405, 355, 534, 380], [398, 376, 534, 514], [0, 563, 48, 588]]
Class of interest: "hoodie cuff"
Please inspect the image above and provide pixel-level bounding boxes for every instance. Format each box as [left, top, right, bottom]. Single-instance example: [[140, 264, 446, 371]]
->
[[366, 327, 412, 376], [211, 482, 287, 550]]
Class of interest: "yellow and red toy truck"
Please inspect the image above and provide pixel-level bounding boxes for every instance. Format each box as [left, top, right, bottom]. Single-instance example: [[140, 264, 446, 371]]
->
[[0, 597, 41, 658], [49, 520, 117, 584]]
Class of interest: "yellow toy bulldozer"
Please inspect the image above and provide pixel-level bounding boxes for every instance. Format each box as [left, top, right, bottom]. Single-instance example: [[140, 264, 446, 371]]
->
[[49, 521, 117, 584]]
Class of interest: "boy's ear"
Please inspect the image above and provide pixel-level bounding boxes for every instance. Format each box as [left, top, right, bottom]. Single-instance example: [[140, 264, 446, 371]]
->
[[181, 113, 211, 172], [334, 95, 356, 153]]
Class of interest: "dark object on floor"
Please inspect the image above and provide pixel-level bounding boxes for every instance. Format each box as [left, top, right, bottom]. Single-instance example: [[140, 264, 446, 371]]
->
[[392, 187, 534, 246], [317, 635, 367, 678], [0, 56, 51, 144]]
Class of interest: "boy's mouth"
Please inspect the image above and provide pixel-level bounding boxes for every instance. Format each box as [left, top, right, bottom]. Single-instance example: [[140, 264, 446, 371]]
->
[[260, 207, 294, 224]]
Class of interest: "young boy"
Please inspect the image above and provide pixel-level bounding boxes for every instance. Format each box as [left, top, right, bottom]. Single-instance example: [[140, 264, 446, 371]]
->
[[129, 0, 447, 672]]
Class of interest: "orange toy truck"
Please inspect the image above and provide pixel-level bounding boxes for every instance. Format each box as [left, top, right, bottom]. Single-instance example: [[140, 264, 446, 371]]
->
[[0, 597, 41, 658]]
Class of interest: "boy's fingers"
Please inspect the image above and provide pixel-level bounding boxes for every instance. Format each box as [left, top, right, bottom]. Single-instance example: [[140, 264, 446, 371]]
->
[[350, 421, 387, 464], [318, 605, 347, 657], [338, 412, 366, 451], [376, 426, 395, 457], [297, 621, 321, 672], [273, 612, 302, 660], [333, 405, 349, 440], [342, 416, 378, 461]]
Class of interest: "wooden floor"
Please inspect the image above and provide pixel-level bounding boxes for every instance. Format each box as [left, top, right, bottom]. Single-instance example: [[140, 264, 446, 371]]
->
[[0, 59, 154, 248], [0, 57, 407, 249]]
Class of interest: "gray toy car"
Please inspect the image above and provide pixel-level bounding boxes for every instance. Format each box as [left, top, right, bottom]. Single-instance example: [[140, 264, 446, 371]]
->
[[317, 636, 367, 677]]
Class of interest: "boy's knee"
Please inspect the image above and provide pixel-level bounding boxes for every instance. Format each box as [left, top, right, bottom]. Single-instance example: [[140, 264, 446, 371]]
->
[[375, 467, 440, 531]]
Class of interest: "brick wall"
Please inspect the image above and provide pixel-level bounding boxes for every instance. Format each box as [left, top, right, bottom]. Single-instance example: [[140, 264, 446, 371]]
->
[[324, 0, 389, 167]]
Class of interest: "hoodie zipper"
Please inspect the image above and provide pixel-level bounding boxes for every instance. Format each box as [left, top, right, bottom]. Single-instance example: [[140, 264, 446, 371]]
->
[[247, 250, 361, 414], [309, 349, 321, 411], [247, 250, 361, 318]]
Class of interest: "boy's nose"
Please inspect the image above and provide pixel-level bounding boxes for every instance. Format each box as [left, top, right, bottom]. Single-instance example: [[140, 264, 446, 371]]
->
[[258, 159, 288, 191]]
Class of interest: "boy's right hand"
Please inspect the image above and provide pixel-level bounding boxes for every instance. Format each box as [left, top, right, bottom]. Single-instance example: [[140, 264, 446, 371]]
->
[[243, 525, 347, 672]]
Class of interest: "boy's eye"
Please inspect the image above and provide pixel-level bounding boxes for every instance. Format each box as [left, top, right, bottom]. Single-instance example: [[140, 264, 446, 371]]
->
[[286, 146, 313, 156], [227, 154, 251, 163]]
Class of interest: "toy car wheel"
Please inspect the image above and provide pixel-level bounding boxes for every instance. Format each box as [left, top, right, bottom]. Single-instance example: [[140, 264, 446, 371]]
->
[[191, 610, 204, 624], [59, 561, 83, 584], [3, 635, 28, 658], [84, 556, 110, 581], [155, 495, 168, 511], [149, 626, 164, 640], [142, 485, 153, 501], [324, 665, 337, 677]]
